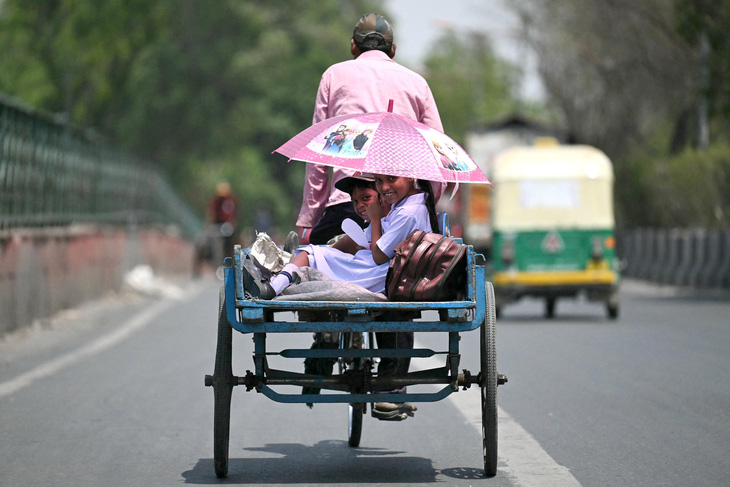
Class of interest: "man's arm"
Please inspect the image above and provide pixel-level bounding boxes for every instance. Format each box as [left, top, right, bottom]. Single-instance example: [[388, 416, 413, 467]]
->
[[420, 87, 444, 133], [420, 85, 446, 202], [296, 163, 330, 236], [296, 73, 332, 243]]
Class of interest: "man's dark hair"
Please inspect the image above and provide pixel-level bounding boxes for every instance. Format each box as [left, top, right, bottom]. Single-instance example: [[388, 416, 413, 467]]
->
[[353, 13, 393, 54], [355, 35, 391, 54]]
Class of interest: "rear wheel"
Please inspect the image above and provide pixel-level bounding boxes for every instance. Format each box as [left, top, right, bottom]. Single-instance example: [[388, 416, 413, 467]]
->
[[348, 403, 364, 447], [545, 297, 556, 319], [481, 282, 498, 477], [212, 286, 233, 478], [606, 291, 619, 319], [340, 332, 366, 447]]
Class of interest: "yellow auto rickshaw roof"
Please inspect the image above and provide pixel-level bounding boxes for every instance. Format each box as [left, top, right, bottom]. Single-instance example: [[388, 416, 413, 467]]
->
[[491, 145, 615, 230], [492, 145, 613, 182]]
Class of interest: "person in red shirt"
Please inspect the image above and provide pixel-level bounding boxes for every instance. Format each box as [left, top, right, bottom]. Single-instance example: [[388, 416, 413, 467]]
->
[[207, 181, 238, 260]]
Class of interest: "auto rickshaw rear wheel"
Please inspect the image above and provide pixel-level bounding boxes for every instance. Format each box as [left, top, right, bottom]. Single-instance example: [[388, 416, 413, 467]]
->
[[545, 297, 556, 319]]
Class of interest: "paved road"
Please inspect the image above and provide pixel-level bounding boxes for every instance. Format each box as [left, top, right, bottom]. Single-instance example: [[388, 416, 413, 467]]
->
[[0, 278, 728, 486]]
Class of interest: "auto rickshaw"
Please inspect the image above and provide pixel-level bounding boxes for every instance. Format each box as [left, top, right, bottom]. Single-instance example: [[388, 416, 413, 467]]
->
[[489, 143, 620, 319]]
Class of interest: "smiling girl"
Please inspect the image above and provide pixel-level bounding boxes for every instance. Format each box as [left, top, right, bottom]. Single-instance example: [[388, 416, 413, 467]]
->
[[242, 174, 439, 299]]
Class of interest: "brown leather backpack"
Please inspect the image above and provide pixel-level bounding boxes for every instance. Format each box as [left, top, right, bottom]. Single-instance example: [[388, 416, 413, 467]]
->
[[385, 230, 467, 301]]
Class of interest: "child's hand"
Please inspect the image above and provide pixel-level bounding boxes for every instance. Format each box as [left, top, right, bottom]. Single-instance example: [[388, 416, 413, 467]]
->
[[379, 194, 390, 215], [366, 195, 384, 222]]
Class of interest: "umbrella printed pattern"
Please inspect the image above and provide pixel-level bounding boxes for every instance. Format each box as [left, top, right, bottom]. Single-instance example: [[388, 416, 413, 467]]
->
[[275, 110, 490, 185]]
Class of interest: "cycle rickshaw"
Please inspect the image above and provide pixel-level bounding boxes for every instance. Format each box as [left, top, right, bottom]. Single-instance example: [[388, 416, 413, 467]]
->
[[205, 232, 506, 479]]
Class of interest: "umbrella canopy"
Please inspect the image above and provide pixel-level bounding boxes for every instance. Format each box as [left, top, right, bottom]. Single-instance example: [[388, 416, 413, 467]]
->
[[274, 103, 491, 185]]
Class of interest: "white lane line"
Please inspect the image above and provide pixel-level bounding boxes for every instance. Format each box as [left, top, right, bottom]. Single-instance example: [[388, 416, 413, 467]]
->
[[0, 287, 200, 399], [413, 342, 582, 486]]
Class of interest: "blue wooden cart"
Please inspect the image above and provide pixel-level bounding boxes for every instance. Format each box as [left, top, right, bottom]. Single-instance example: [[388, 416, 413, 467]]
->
[[205, 239, 506, 478]]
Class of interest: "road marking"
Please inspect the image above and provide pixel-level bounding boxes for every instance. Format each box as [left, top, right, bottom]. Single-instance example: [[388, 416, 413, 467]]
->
[[0, 288, 198, 399], [413, 342, 582, 486]]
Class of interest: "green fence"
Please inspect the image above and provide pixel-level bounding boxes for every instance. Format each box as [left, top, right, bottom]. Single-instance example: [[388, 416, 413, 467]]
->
[[0, 93, 202, 240]]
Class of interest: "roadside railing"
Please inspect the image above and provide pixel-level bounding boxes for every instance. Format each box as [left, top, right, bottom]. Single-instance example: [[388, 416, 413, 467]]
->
[[617, 228, 730, 290], [0, 93, 201, 240]]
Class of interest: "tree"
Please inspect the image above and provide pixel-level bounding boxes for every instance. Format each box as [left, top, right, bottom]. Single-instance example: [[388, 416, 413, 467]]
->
[[674, 0, 730, 148], [423, 29, 521, 144], [0, 0, 384, 230], [505, 0, 730, 228], [505, 0, 706, 159]]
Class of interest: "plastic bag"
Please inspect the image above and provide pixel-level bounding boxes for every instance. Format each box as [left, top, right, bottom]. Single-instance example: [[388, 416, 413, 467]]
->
[[249, 231, 291, 273]]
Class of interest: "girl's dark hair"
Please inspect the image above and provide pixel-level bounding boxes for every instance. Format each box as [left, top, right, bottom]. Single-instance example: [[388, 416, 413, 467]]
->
[[417, 179, 440, 233]]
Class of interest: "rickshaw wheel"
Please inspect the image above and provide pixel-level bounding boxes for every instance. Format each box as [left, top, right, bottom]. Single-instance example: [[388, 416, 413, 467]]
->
[[481, 282, 498, 477], [213, 286, 234, 478], [348, 403, 364, 447], [340, 332, 365, 447]]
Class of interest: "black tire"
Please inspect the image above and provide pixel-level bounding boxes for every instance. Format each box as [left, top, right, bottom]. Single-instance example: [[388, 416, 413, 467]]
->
[[545, 297, 556, 319], [348, 403, 364, 447], [213, 286, 233, 478], [606, 291, 619, 319], [481, 282, 498, 477], [341, 332, 365, 447]]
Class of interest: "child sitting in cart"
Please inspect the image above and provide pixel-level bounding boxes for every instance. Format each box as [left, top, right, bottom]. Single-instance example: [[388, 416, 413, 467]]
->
[[242, 173, 439, 299], [242, 173, 439, 420]]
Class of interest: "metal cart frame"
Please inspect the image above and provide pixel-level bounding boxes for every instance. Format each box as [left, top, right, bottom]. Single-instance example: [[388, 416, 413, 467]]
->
[[205, 243, 505, 478]]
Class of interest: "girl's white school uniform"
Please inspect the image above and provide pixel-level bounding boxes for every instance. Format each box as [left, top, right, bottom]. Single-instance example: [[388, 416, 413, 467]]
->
[[298, 192, 432, 294]]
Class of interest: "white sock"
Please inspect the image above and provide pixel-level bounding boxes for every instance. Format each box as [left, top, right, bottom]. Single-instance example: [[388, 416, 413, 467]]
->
[[271, 263, 298, 295]]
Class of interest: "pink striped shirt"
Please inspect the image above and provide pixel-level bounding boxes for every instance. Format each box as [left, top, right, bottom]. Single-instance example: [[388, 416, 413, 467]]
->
[[296, 50, 443, 228]]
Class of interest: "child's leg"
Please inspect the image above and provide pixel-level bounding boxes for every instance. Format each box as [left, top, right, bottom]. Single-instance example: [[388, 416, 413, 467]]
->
[[270, 251, 308, 295], [290, 251, 309, 267]]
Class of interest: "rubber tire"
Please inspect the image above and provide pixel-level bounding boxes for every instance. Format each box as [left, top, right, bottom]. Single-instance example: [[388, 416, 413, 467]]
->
[[607, 302, 619, 319], [607, 292, 619, 319], [545, 297, 556, 319], [348, 403, 364, 447], [481, 282, 499, 477], [341, 332, 364, 447], [213, 286, 233, 478]]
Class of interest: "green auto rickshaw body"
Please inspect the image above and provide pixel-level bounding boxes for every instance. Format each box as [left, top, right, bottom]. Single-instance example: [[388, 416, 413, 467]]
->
[[490, 144, 620, 318]]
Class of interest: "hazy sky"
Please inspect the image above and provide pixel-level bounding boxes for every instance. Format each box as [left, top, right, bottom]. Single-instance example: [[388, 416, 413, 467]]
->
[[382, 0, 544, 100]]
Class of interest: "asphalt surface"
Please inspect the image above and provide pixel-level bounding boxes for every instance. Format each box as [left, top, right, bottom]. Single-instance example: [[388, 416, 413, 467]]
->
[[1, 277, 728, 486]]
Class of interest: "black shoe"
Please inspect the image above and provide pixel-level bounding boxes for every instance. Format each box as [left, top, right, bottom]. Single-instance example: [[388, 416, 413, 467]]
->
[[284, 230, 299, 254], [242, 254, 275, 300]]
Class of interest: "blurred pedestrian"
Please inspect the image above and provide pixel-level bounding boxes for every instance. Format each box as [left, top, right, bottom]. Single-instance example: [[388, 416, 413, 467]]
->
[[207, 181, 238, 260]]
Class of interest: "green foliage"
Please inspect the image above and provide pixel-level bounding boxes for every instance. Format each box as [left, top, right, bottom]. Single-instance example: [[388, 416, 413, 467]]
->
[[0, 0, 383, 233], [675, 0, 730, 119], [617, 142, 730, 228], [424, 31, 520, 144]]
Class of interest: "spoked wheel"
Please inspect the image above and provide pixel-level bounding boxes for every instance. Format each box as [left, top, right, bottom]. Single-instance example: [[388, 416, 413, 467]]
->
[[212, 286, 234, 478], [340, 332, 367, 447], [481, 282, 498, 477]]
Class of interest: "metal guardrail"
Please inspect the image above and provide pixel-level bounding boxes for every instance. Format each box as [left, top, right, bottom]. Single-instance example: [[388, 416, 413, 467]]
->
[[0, 93, 202, 240], [618, 228, 730, 289]]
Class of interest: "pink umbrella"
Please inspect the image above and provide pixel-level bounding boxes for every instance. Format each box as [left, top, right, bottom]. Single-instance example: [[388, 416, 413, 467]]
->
[[274, 100, 491, 185]]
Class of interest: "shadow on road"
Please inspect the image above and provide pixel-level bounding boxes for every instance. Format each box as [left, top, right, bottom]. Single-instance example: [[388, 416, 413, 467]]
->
[[183, 439, 485, 483]]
